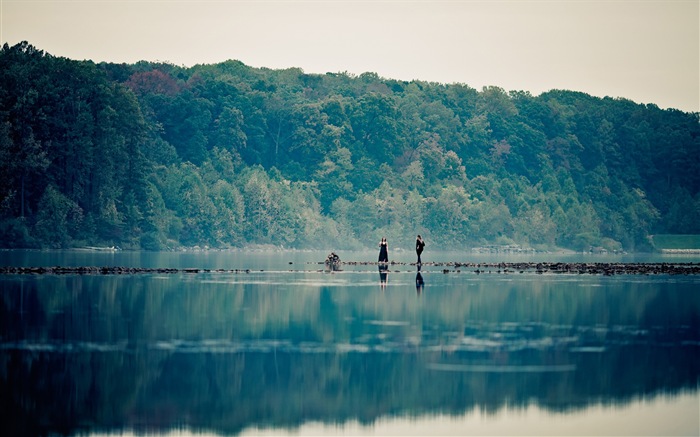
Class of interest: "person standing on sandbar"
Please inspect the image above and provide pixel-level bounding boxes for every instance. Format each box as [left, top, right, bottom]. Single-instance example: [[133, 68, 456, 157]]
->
[[378, 237, 389, 263]]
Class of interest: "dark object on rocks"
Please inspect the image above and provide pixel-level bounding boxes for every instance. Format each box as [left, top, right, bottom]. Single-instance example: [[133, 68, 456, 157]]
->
[[325, 252, 341, 265], [325, 252, 341, 267], [324, 252, 342, 272]]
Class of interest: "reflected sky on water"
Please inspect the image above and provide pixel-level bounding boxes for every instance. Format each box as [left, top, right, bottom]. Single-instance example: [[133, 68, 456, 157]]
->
[[1, 250, 698, 436], [84, 391, 698, 436]]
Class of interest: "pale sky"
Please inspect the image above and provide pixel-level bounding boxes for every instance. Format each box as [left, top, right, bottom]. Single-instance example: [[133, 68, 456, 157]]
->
[[2, 0, 699, 112]]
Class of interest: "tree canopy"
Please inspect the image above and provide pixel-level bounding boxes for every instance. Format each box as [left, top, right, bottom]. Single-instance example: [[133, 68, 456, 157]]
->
[[1, 42, 698, 251]]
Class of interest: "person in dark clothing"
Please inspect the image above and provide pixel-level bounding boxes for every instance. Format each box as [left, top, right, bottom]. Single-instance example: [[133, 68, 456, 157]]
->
[[378, 237, 389, 263], [416, 235, 425, 264]]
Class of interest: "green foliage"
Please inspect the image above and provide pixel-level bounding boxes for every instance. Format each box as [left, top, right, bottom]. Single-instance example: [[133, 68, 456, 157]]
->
[[34, 185, 83, 248], [1, 41, 698, 250]]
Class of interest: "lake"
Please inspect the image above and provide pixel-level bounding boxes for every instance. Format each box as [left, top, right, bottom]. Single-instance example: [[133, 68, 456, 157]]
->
[[1, 249, 698, 436]]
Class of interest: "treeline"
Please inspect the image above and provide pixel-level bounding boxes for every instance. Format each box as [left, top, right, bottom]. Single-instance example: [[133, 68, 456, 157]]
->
[[1, 41, 698, 251]]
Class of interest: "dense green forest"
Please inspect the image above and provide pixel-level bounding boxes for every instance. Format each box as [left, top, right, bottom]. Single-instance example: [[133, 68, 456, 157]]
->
[[1, 41, 698, 251]]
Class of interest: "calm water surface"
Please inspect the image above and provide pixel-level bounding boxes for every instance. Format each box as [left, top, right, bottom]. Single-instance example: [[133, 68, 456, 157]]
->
[[1, 250, 698, 436]]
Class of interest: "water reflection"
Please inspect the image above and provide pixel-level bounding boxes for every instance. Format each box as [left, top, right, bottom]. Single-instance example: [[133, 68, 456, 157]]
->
[[378, 264, 388, 288], [415, 265, 425, 295], [239, 391, 700, 436], [1, 270, 698, 436]]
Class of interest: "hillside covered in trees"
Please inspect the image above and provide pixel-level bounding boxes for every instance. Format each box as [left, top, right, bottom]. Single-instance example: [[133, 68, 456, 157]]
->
[[1, 42, 698, 251]]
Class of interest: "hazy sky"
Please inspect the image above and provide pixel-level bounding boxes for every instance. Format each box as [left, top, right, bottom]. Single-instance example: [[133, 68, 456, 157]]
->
[[2, 0, 698, 112]]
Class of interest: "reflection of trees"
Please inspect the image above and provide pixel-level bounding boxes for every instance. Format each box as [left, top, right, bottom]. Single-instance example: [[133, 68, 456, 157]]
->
[[1, 274, 698, 435], [3, 346, 697, 436]]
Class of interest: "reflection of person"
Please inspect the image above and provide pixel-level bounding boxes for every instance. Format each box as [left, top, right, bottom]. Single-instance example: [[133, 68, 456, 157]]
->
[[379, 264, 388, 288], [378, 237, 389, 263], [415, 265, 424, 294], [416, 235, 425, 264]]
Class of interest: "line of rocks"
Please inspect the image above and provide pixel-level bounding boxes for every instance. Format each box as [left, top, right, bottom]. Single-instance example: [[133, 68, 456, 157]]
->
[[334, 261, 700, 275], [0, 266, 252, 275], [1, 262, 699, 276]]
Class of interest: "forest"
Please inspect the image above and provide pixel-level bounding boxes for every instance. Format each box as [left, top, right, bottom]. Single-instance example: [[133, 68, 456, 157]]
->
[[1, 41, 698, 251]]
